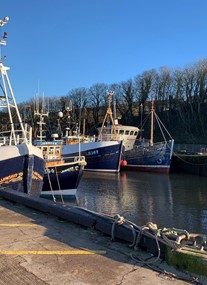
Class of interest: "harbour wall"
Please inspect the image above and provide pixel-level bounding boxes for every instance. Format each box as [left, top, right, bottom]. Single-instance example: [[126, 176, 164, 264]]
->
[[171, 144, 207, 177]]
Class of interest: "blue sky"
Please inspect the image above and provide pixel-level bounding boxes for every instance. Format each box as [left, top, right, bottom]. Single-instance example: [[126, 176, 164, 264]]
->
[[1, 0, 207, 103]]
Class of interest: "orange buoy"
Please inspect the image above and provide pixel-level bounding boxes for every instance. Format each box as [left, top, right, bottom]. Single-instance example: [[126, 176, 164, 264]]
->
[[121, 160, 127, 166]]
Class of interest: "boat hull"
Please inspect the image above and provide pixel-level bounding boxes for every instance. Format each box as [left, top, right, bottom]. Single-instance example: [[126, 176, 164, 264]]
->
[[0, 144, 45, 196], [41, 163, 84, 198], [122, 140, 174, 174], [62, 140, 124, 173]]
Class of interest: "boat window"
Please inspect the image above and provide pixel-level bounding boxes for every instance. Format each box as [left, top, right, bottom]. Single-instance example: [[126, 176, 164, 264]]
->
[[134, 131, 138, 136], [130, 131, 134, 135], [41, 146, 48, 158], [125, 130, 129, 135], [55, 146, 60, 155], [119, 130, 125, 135], [49, 147, 55, 155]]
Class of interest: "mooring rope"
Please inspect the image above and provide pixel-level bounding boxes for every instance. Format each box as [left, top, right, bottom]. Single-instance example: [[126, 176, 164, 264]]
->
[[55, 166, 64, 205], [111, 214, 137, 247], [46, 168, 56, 203], [110, 215, 207, 271], [131, 222, 161, 264]]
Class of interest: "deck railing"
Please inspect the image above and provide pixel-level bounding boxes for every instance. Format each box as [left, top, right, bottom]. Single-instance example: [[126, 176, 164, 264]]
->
[[0, 124, 32, 146]]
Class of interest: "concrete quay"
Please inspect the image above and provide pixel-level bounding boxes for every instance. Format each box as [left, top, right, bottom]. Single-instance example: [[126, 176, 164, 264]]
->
[[0, 192, 206, 285]]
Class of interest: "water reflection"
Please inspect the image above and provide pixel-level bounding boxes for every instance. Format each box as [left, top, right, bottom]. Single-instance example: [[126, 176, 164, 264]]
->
[[74, 171, 207, 235]]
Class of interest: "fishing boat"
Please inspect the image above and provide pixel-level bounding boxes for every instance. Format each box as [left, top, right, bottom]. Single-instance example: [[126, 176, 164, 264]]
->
[[122, 97, 174, 173], [35, 138, 86, 199], [0, 17, 45, 196], [61, 92, 124, 173], [97, 91, 139, 152], [34, 107, 86, 199], [62, 139, 123, 173]]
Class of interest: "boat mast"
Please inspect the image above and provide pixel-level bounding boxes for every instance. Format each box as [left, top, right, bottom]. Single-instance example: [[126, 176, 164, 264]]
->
[[0, 16, 28, 145], [34, 93, 48, 141], [82, 107, 86, 139], [98, 91, 117, 141], [140, 103, 143, 139], [150, 94, 154, 146], [113, 96, 118, 125]]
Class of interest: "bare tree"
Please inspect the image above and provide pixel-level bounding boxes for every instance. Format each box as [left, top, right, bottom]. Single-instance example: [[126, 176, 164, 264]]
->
[[88, 83, 108, 128], [66, 88, 88, 134], [116, 79, 136, 124], [156, 66, 172, 105], [135, 69, 157, 107], [172, 68, 184, 100]]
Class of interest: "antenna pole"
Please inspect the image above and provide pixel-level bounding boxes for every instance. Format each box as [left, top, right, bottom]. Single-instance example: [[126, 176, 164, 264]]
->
[[150, 94, 154, 146]]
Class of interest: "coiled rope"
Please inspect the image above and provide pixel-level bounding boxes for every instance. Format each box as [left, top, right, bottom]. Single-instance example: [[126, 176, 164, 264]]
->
[[111, 216, 207, 261], [111, 214, 137, 247]]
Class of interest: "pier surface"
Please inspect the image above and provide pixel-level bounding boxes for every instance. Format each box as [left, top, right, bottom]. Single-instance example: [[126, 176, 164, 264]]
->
[[0, 194, 205, 285]]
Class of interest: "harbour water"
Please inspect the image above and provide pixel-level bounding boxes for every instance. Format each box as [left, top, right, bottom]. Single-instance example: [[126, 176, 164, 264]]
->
[[69, 171, 207, 235]]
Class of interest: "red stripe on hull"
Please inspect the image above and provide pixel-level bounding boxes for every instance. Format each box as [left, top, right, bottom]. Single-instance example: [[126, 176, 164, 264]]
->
[[121, 165, 170, 174]]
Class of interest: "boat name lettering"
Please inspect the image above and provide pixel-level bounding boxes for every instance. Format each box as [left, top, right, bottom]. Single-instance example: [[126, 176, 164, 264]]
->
[[62, 167, 71, 173], [87, 150, 99, 156], [36, 141, 61, 146], [46, 168, 55, 174]]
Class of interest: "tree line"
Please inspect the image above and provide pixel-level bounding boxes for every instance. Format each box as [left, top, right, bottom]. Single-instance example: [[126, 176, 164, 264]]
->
[[3, 58, 207, 144]]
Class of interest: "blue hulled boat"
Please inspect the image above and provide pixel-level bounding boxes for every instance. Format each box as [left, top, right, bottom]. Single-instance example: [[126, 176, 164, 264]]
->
[[62, 139, 124, 173], [122, 140, 174, 173], [0, 16, 45, 196], [33, 105, 86, 199], [34, 139, 86, 198], [122, 97, 174, 174], [61, 92, 124, 173]]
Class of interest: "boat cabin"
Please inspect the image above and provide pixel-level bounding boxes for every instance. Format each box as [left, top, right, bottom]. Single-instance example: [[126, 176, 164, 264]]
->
[[98, 125, 139, 151], [34, 140, 62, 161]]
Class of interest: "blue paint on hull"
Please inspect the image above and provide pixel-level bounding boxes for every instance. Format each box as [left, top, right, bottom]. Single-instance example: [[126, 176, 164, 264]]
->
[[0, 154, 45, 196], [63, 141, 124, 173], [42, 167, 83, 193], [122, 140, 174, 173]]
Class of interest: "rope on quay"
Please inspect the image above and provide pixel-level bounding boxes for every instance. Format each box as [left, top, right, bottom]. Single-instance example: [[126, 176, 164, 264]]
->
[[96, 211, 207, 254], [111, 214, 137, 247], [109, 215, 206, 284]]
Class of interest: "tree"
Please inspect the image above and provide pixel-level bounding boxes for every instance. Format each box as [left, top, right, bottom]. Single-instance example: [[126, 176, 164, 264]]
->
[[87, 83, 108, 129], [118, 79, 135, 125], [66, 88, 88, 134]]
